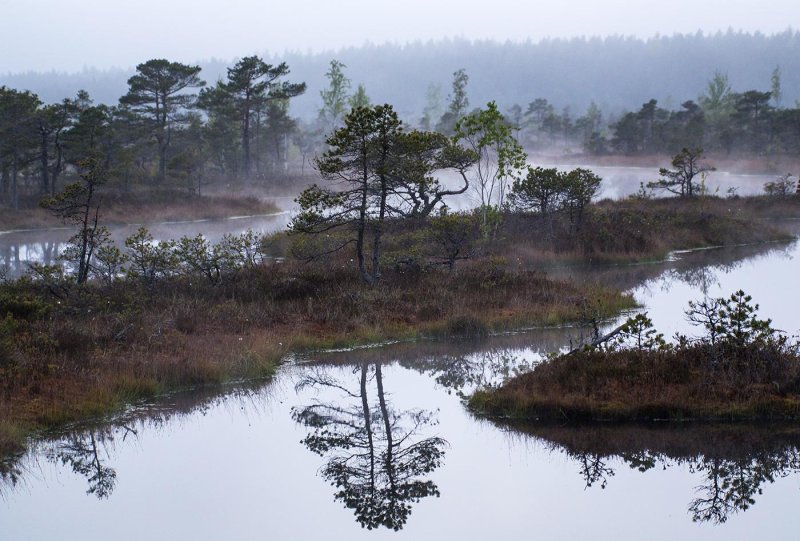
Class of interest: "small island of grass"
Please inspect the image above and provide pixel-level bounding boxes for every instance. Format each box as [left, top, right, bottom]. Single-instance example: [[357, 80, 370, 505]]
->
[[470, 291, 800, 422]]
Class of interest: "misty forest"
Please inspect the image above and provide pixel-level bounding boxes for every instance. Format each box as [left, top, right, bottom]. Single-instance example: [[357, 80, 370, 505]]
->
[[2, 25, 800, 541], [3, 31, 800, 205]]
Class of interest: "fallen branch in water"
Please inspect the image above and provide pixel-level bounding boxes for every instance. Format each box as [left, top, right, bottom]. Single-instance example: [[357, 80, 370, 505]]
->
[[566, 322, 627, 356]]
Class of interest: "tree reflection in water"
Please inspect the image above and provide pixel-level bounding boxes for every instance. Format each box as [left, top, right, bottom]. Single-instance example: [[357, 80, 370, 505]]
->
[[427, 348, 538, 396], [292, 361, 447, 531], [511, 423, 800, 524], [687, 448, 800, 523], [0, 385, 262, 500], [0, 426, 126, 500], [44, 427, 133, 499], [396, 346, 544, 398], [0, 453, 23, 497], [0, 240, 67, 279]]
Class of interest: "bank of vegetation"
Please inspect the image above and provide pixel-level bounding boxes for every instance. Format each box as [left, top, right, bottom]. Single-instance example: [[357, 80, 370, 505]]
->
[[471, 291, 800, 422], [0, 191, 277, 231]]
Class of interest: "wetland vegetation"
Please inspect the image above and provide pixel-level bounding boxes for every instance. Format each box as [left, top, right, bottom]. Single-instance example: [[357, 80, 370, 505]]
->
[[2, 182, 798, 456], [2, 34, 800, 538]]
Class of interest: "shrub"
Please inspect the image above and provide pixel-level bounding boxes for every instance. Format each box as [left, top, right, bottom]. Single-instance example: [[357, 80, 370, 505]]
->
[[609, 313, 666, 351], [0, 292, 50, 320], [763, 174, 796, 197], [426, 213, 479, 270], [124, 227, 178, 284], [715, 290, 775, 347], [0, 314, 18, 367]]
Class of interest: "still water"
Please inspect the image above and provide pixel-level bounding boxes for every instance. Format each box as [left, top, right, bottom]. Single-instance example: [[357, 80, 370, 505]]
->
[[2, 235, 798, 539]]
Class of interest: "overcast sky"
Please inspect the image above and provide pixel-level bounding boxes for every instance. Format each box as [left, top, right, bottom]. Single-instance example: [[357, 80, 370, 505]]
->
[[0, 0, 796, 73]]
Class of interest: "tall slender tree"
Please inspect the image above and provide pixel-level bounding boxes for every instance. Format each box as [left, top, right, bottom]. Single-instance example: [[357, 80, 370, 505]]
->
[[771, 66, 783, 108], [120, 59, 205, 180], [40, 159, 108, 284], [420, 83, 443, 130], [36, 96, 77, 195], [436, 69, 469, 135], [220, 56, 305, 176], [197, 82, 240, 176], [292, 105, 401, 284], [319, 59, 351, 131], [349, 84, 371, 110], [455, 101, 527, 236], [733, 91, 773, 152]]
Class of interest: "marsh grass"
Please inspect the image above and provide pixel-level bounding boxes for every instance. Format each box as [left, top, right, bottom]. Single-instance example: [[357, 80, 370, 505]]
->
[[0, 258, 631, 453], [313, 195, 800, 273], [496, 196, 798, 264], [471, 340, 800, 422]]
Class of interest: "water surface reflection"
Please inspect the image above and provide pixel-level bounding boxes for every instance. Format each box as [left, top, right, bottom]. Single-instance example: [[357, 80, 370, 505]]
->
[[293, 361, 447, 530], [0, 211, 291, 278], [504, 422, 800, 524]]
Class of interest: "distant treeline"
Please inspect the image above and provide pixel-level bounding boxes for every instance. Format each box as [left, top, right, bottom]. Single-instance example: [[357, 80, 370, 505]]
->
[[517, 73, 800, 157], [2, 31, 800, 210], [3, 31, 799, 118]]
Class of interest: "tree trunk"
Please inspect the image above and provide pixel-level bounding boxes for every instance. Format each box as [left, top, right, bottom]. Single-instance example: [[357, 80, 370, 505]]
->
[[77, 192, 92, 284], [11, 157, 19, 210], [356, 200, 371, 284], [156, 131, 167, 180], [375, 363, 396, 492], [371, 172, 387, 282], [1, 165, 8, 199], [51, 138, 63, 196], [242, 103, 251, 176], [40, 129, 50, 195], [360, 363, 376, 494], [357, 145, 373, 284], [254, 111, 261, 176]]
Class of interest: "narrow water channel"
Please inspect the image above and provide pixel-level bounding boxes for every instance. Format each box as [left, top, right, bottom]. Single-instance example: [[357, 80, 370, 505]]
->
[[0, 211, 292, 279], [0, 164, 777, 278], [2, 239, 798, 540]]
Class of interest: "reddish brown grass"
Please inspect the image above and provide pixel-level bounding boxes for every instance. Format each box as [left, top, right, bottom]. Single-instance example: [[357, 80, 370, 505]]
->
[[0, 259, 633, 451], [471, 341, 800, 422]]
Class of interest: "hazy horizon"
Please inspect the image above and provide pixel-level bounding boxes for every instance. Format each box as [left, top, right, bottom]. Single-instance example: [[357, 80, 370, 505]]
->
[[1, 0, 797, 73]]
